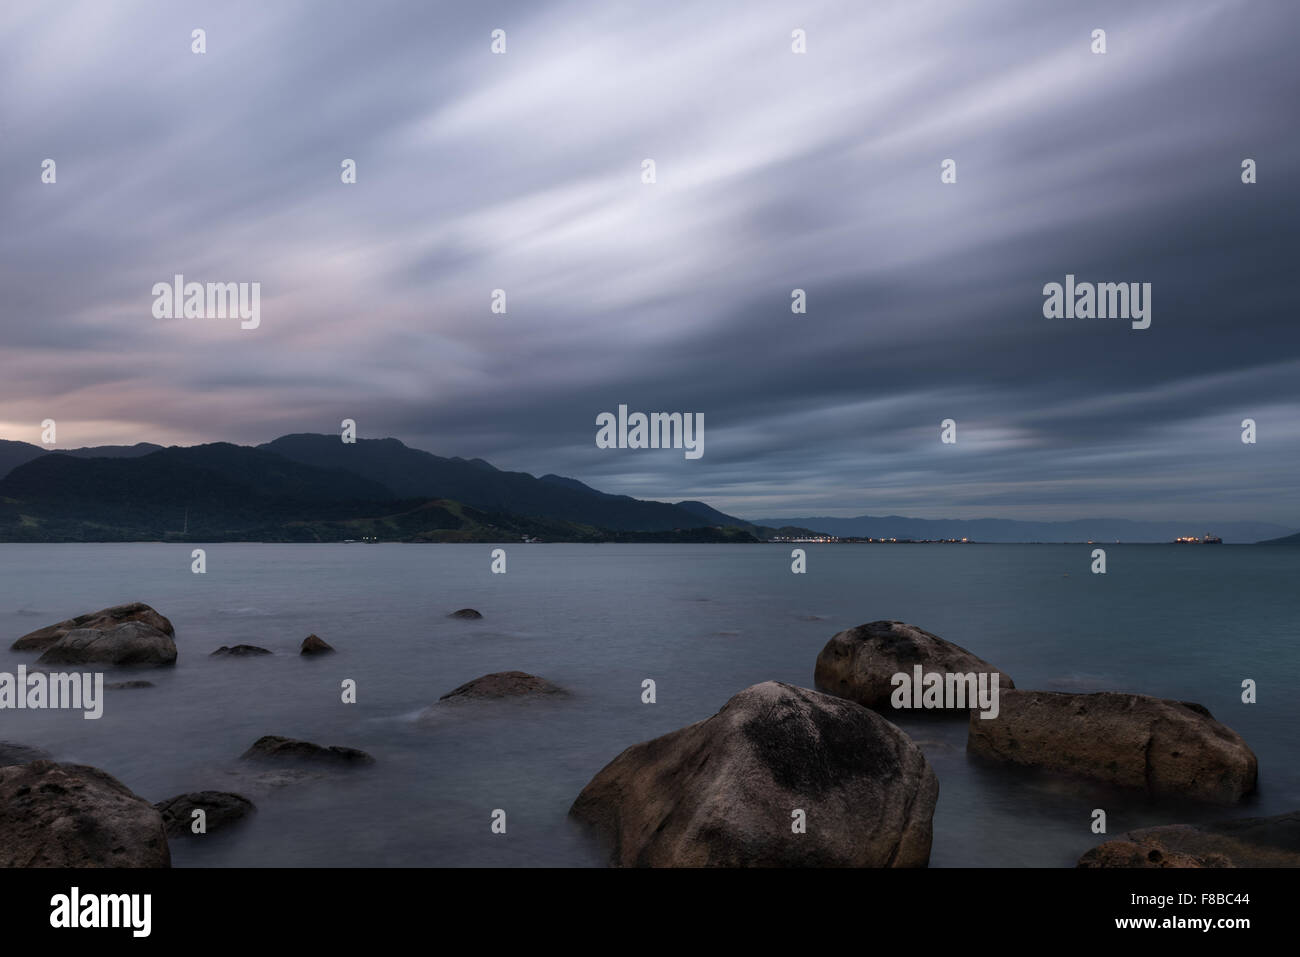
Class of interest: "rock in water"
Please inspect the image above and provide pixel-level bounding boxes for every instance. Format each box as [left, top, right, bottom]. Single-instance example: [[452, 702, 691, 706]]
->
[[240, 735, 375, 766], [105, 680, 154, 690], [0, 742, 52, 766], [299, 634, 335, 655], [569, 681, 938, 867], [154, 792, 256, 838], [1078, 811, 1300, 868], [12, 602, 174, 653], [36, 620, 177, 667], [0, 761, 170, 867], [439, 671, 567, 701], [448, 608, 483, 619], [967, 690, 1257, 803], [211, 645, 272, 657], [814, 620, 1013, 713]]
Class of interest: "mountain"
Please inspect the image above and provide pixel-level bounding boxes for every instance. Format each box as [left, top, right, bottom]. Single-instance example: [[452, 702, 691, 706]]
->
[[0, 440, 164, 480], [1257, 531, 1300, 544], [0, 440, 760, 543], [751, 514, 1297, 544], [259, 434, 727, 532]]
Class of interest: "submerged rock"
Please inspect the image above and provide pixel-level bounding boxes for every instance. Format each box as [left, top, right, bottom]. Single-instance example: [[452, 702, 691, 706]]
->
[[211, 645, 272, 657], [37, 620, 177, 667], [0, 742, 51, 766], [448, 608, 483, 620], [299, 634, 335, 656], [154, 791, 256, 838], [439, 671, 567, 702], [814, 620, 1013, 714], [13, 602, 174, 653], [1078, 811, 1300, 868], [106, 680, 154, 690], [569, 681, 938, 867], [239, 735, 374, 766], [0, 761, 170, 867], [967, 690, 1257, 803]]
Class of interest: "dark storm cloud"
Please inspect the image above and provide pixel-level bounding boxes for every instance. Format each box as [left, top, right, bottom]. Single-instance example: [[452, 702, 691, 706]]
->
[[1, 0, 1297, 523]]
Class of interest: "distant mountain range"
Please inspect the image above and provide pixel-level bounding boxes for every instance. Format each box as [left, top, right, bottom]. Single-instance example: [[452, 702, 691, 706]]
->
[[0, 435, 804, 543], [752, 514, 1297, 544], [1, 435, 1294, 543]]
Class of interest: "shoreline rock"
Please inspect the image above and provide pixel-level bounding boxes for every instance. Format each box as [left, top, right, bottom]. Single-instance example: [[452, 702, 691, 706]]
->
[[569, 681, 938, 867], [12, 602, 174, 653], [1078, 811, 1300, 868], [967, 689, 1257, 803], [211, 645, 272, 657], [438, 671, 567, 702], [814, 620, 1013, 714], [300, 634, 334, 655], [37, 620, 177, 667], [239, 735, 375, 766], [0, 761, 170, 867], [155, 791, 256, 838]]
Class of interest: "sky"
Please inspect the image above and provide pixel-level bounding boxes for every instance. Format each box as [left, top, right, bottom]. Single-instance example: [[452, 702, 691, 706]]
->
[[1, 0, 1297, 523]]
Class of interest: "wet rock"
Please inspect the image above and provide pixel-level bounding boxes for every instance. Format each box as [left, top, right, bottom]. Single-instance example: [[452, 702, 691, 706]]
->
[[0, 761, 170, 867], [1078, 811, 1300, 868], [439, 671, 567, 702], [154, 791, 256, 838], [814, 620, 1013, 714], [239, 735, 374, 766], [448, 608, 483, 619], [211, 645, 272, 657], [36, 621, 177, 667], [570, 681, 938, 867], [299, 634, 334, 656], [13, 602, 174, 653], [967, 690, 1257, 803]]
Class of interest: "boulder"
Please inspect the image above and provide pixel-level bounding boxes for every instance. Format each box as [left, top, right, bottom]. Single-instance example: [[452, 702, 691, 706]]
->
[[569, 681, 938, 867], [239, 735, 374, 766], [0, 742, 51, 766], [211, 645, 272, 657], [439, 671, 567, 702], [814, 620, 1013, 713], [1078, 812, 1300, 868], [967, 690, 1257, 803], [299, 634, 334, 656], [154, 791, 256, 838], [448, 608, 483, 619], [0, 761, 170, 867], [12, 602, 174, 652], [36, 620, 177, 667]]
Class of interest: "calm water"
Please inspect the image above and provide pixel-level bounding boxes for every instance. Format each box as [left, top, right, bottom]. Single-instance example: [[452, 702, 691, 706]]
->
[[1, 543, 1296, 867]]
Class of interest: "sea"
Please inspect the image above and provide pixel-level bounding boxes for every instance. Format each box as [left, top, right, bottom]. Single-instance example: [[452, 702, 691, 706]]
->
[[2, 543, 1296, 867]]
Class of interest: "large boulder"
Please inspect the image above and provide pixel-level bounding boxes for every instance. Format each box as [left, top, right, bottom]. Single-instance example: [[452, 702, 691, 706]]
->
[[240, 735, 374, 766], [12, 602, 174, 653], [37, 620, 177, 667], [439, 671, 567, 702], [814, 620, 1013, 713], [569, 681, 938, 867], [1078, 811, 1300, 868], [967, 690, 1257, 803], [0, 761, 170, 867], [154, 791, 256, 838]]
